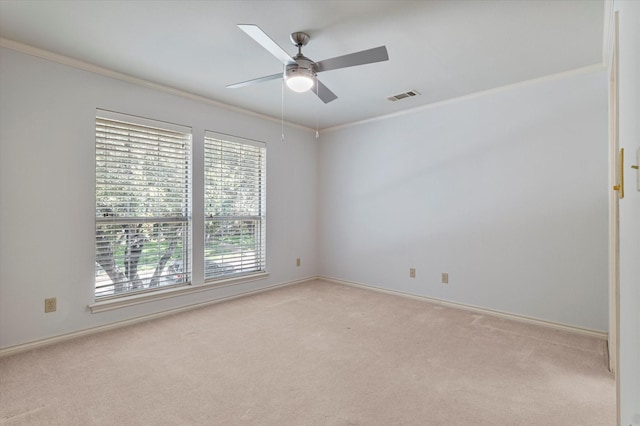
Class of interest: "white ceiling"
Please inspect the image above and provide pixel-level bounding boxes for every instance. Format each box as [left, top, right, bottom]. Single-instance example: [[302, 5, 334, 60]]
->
[[0, 0, 605, 130]]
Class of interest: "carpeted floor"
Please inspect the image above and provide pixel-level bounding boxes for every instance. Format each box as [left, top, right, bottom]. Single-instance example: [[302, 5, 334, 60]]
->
[[0, 280, 615, 425]]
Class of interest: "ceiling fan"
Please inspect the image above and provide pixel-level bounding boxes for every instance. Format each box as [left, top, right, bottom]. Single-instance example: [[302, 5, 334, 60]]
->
[[227, 24, 389, 103]]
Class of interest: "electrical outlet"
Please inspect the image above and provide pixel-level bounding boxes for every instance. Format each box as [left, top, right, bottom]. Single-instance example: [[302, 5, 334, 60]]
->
[[296, 258, 301, 267], [44, 297, 57, 313], [410, 268, 416, 278], [441, 273, 449, 284]]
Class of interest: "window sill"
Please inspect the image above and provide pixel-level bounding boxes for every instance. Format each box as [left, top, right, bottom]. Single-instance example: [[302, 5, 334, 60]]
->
[[88, 272, 270, 313]]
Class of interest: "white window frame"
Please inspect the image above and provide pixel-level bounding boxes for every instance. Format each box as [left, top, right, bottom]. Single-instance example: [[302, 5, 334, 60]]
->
[[94, 110, 192, 300], [204, 131, 267, 282]]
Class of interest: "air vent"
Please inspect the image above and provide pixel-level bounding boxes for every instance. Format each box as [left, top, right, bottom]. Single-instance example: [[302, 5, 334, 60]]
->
[[387, 90, 421, 102]]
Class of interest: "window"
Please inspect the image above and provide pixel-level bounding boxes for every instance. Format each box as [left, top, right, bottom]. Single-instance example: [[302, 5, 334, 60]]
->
[[95, 111, 192, 298], [204, 131, 266, 281]]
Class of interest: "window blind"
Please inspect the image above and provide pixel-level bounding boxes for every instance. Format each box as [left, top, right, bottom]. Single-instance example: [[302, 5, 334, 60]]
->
[[95, 111, 192, 298], [204, 131, 266, 280]]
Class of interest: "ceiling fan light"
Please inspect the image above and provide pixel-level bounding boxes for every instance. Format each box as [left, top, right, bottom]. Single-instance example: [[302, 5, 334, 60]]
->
[[285, 63, 315, 93], [286, 74, 314, 92]]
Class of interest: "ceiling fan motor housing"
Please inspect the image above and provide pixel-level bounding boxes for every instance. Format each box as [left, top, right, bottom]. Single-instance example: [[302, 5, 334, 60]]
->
[[285, 56, 316, 81]]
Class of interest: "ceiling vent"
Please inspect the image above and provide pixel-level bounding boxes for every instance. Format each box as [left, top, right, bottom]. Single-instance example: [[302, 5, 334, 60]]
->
[[387, 90, 421, 102]]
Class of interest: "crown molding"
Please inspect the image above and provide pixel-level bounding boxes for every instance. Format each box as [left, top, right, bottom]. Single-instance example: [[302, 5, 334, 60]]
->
[[0, 37, 314, 133], [322, 63, 606, 134]]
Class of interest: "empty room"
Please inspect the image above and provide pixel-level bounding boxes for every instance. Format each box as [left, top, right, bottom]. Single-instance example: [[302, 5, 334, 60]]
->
[[1, 1, 638, 425]]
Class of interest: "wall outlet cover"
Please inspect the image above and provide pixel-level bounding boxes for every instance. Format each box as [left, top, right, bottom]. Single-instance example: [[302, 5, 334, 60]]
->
[[44, 297, 57, 313]]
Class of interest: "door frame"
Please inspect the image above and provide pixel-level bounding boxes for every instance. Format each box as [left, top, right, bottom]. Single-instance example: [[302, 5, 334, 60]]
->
[[607, 10, 620, 425]]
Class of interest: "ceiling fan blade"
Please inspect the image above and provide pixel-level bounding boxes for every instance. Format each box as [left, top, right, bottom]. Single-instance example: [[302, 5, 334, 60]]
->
[[238, 24, 296, 66], [226, 73, 282, 89], [314, 46, 389, 73], [314, 79, 338, 104]]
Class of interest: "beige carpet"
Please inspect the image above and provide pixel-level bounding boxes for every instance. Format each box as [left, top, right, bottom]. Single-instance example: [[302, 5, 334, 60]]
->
[[0, 280, 615, 425]]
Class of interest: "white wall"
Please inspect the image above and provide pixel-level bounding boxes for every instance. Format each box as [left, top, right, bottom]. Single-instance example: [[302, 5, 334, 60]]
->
[[318, 69, 609, 332], [1, 18, 635, 421], [0, 47, 318, 349], [615, 1, 640, 423]]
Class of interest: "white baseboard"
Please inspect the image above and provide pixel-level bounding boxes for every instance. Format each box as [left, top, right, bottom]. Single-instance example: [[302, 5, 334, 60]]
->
[[1, 275, 607, 358], [318, 275, 608, 340], [0, 277, 316, 358]]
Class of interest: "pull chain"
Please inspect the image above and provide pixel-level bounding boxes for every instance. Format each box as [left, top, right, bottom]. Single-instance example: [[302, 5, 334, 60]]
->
[[281, 65, 285, 142], [315, 80, 320, 139]]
